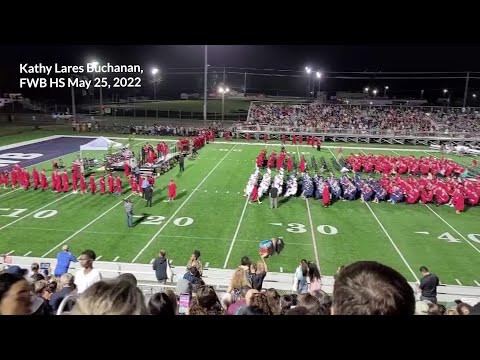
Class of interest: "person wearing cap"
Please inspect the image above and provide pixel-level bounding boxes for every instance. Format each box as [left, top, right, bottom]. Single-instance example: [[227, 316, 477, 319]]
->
[[0, 272, 31, 315], [54, 245, 78, 277]]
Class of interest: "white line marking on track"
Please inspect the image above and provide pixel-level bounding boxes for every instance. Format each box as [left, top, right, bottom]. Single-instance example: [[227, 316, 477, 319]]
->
[[96, 255, 103, 261], [474, 280, 480, 287], [223, 196, 250, 268], [205, 262, 210, 268], [6, 250, 14, 255], [297, 146, 320, 269], [455, 279, 462, 285], [23, 251, 32, 256], [0, 193, 72, 231], [41, 193, 135, 257], [365, 202, 420, 282], [113, 256, 119, 262], [0, 188, 22, 198], [132, 144, 238, 263], [425, 204, 480, 255]]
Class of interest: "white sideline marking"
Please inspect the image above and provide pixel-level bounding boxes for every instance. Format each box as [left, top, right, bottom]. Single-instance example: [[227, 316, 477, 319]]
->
[[23, 251, 32, 256], [150, 258, 155, 264], [424, 151, 437, 158], [96, 255, 103, 261], [6, 250, 14, 255], [365, 202, 419, 282], [0, 193, 72, 231], [329, 148, 419, 282], [113, 256, 119, 262], [297, 146, 320, 270], [391, 150, 401, 156], [455, 279, 462, 285], [131, 145, 238, 263], [474, 280, 480, 287], [327, 148, 338, 162], [41, 193, 134, 257], [0, 188, 22, 198], [425, 205, 480, 255], [360, 150, 367, 155], [204, 262, 210, 268], [223, 196, 250, 268]]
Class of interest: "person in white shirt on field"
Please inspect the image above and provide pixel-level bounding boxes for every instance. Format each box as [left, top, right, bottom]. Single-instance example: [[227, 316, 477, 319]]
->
[[74, 249, 102, 294]]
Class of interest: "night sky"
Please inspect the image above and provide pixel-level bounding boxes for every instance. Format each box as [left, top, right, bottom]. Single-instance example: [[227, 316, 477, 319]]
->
[[1, 45, 479, 104]]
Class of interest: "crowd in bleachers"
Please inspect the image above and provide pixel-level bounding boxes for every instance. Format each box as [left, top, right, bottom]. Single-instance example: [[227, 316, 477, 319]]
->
[[246, 103, 480, 134], [1, 247, 479, 315]]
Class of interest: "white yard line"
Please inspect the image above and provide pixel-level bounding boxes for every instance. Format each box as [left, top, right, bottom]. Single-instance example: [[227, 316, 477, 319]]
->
[[360, 150, 367, 155], [297, 146, 320, 270], [223, 196, 250, 268], [364, 202, 420, 282], [0, 188, 22, 198], [0, 135, 62, 152], [131, 144, 238, 263], [23, 251, 32, 256], [330, 149, 419, 282], [96, 255, 103, 261], [113, 256, 119, 261], [41, 193, 135, 257], [424, 150, 437, 158], [425, 204, 480, 255], [327, 148, 338, 162], [6, 250, 14, 255], [150, 259, 155, 264], [391, 150, 401, 156], [455, 279, 463, 285], [474, 280, 480, 287], [0, 193, 73, 231], [204, 262, 210, 268]]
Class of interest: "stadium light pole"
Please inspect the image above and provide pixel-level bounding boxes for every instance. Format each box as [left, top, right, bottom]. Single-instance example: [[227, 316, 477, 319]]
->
[[373, 89, 378, 97], [151, 68, 159, 100], [384, 86, 389, 97], [316, 71, 322, 99], [88, 60, 103, 116], [305, 67, 311, 99], [203, 45, 208, 128], [218, 86, 229, 122]]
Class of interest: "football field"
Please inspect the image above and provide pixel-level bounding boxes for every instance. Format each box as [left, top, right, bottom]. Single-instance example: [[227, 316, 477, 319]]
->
[[1, 135, 479, 287]]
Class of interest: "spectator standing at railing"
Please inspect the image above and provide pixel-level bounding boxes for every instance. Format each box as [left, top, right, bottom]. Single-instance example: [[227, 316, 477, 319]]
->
[[153, 250, 169, 285], [49, 273, 75, 313], [54, 245, 78, 277], [74, 250, 102, 294]]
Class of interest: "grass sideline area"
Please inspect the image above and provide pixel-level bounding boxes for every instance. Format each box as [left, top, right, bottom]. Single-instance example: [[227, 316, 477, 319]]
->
[[0, 134, 479, 287]]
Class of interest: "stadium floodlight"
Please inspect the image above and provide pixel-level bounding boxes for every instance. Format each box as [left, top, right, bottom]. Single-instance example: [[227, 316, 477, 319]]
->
[[384, 86, 389, 97], [218, 85, 230, 121], [443, 89, 448, 94], [152, 68, 159, 99], [373, 89, 378, 96], [305, 66, 311, 74], [87, 60, 102, 116], [316, 71, 322, 79], [364, 87, 369, 92], [473, 94, 477, 98], [385, 86, 389, 90]]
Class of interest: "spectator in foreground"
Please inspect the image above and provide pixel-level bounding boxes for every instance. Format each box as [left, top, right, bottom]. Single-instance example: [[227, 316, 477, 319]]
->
[[0, 272, 31, 315], [332, 261, 415, 315], [72, 280, 148, 315]]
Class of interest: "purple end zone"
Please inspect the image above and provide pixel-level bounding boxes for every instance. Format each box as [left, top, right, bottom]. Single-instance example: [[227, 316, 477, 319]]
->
[[0, 137, 97, 172]]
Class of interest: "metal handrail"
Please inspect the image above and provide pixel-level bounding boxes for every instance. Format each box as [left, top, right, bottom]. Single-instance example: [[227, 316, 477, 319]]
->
[[56, 294, 78, 315]]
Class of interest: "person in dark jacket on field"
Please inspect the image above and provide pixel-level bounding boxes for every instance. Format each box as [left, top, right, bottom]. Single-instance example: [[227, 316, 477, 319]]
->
[[153, 250, 169, 284]]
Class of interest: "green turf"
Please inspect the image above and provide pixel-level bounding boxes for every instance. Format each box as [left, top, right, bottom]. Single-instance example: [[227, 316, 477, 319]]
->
[[1, 137, 479, 287]]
